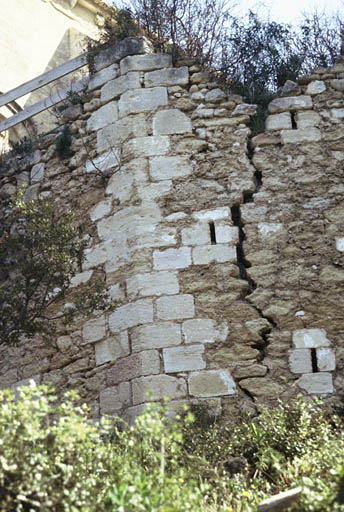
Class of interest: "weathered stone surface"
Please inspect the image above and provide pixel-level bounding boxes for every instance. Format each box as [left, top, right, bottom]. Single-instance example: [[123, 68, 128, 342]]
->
[[288, 349, 312, 374], [131, 322, 182, 352], [296, 373, 334, 394], [181, 223, 211, 245], [132, 374, 187, 404], [118, 87, 168, 117], [109, 299, 154, 333], [330, 108, 344, 119], [145, 67, 189, 87], [82, 316, 106, 344], [90, 199, 112, 221], [293, 329, 330, 348], [330, 79, 344, 92], [189, 370, 236, 397], [296, 111, 321, 129], [232, 364, 267, 379], [127, 271, 179, 298], [193, 207, 230, 221], [306, 80, 326, 95], [99, 383, 131, 414], [239, 378, 284, 398], [107, 350, 160, 386], [205, 89, 226, 103], [87, 101, 118, 132], [120, 53, 172, 74], [85, 149, 120, 173], [97, 115, 148, 153], [153, 247, 192, 270], [336, 238, 344, 251], [163, 345, 205, 372], [30, 163, 44, 183], [182, 319, 225, 344], [101, 72, 141, 102], [268, 95, 312, 113], [156, 294, 195, 320], [192, 245, 237, 264], [316, 348, 336, 372], [281, 128, 321, 144], [233, 103, 257, 116], [153, 109, 192, 135], [266, 113, 292, 131], [95, 332, 130, 366], [150, 155, 192, 180], [123, 136, 170, 159], [94, 38, 154, 71], [97, 205, 161, 240], [88, 63, 119, 91]]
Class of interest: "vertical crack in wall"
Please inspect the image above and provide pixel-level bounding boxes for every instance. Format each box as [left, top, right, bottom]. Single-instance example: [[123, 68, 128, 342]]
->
[[230, 137, 277, 395]]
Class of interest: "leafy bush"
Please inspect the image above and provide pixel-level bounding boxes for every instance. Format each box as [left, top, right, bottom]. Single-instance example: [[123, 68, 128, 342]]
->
[[0, 385, 344, 511]]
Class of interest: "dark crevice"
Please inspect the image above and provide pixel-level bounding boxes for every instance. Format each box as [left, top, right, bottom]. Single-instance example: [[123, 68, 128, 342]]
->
[[209, 222, 216, 245], [311, 348, 319, 373], [231, 205, 255, 289], [291, 111, 297, 129]]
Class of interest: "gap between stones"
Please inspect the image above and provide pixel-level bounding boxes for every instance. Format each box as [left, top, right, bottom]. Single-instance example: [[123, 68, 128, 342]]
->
[[230, 137, 277, 398]]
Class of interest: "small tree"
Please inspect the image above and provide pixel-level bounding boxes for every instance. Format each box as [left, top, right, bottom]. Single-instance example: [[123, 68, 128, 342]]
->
[[0, 191, 110, 345]]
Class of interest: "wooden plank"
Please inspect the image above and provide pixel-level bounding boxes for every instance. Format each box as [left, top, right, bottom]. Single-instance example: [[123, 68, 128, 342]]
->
[[0, 79, 88, 133], [0, 53, 88, 108]]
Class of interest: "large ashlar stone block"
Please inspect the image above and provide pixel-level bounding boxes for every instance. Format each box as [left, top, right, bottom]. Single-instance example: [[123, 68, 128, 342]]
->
[[128, 225, 177, 250], [127, 271, 179, 298], [107, 350, 160, 386], [120, 53, 172, 75], [131, 322, 182, 352], [183, 319, 227, 344], [193, 207, 231, 221], [316, 348, 336, 371], [101, 72, 141, 102], [144, 67, 189, 87], [106, 171, 134, 202], [156, 294, 195, 320], [296, 373, 334, 394], [31, 163, 44, 183], [281, 128, 321, 144], [268, 95, 312, 113], [214, 223, 239, 244], [82, 316, 106, 344], [123, 136, 170, 159], [85, 149, 120, 173], [95, 331, 130, 366], [132, 374, 187, 404], [192, 245, 237, 265], [153, 247, 192, 270], [293, 329, 330, 348], [153, 109, 192, 135], [265, 112, 292, 130], [137, 181, 173, 203], [90, 199, 112, 221], [118, 87, 168, 117], [97, 114, 148, 153], [288, 349, 312, 374], [99, 382, 131, 414], [163, 345, 205, 372], [94, 37, 154, 71], [97, 205, 162, 240], [306, 80, 326, 95], [239, 378, 284, 398], [295, 111, 321, 129], [70, 270, 93, 288], [181, 223, 211, 246], [330, 108, 344, 119], [109, 299, 154, 333], [88, 63, 119, 91], [87, 101, 118, 132], [189, 370, 236, 397], [150, 156, 192, 181]]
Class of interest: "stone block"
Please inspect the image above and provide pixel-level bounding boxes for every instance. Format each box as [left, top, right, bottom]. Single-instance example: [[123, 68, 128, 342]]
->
[[153, 109, 192, 135], [95, 331, 130, 366], [118, 87, 168, 117], [163, 345, 205, 372], [88, 63, 119, 91], [156, 294, 195, 320], [214, 223, 239, 244], [288, 349, 312, 374], [120, 53, 172, 74], [296, 111, 321, 129], [181, 223, 210, 246], [296, 373, 334, 394], [87, 101, 118, 132], [123, 136, 170, 159], [336, 238, 344, 251], [56, 335, 73, 352], [101, 72, 141, 102], [149, 156, 192, 180], [131, 322, 182, 352], [108, 283, 125, 302], [106, 170, 134, 201], [127, 271, 179, 298], [192, 245, 237, 264], [292, 329, 330, 348], [129, 225, 177, 250], [99, 382, 131, 414], [107, 350, 160, 385], [97, 205, 161, 240], [144, 67, 189, 87], [30, 163, 44, 183], [306, 80, 326, 95], [85, 149, 120, 173], [239, 377, 284, 398], [97, 115, 148, 153], [258, 223, 282, 236], [132, 374, 187, 404], [90, 199, 112, 221], [94, 37, 154, 71], [268, 95, 312, 113], [153, 247, 192, 270], [281, 128, 321, 144], [188, 370, 236, 397], [330, 79, 344, 92], [70, 270, 93, 288], [12, 375, 41, 392], [205, 89, 226, 103], [83, 243, 108, 269], [137, 181, 173, 203], [193, 207, 231, 221], [182, 318, 221, 344], [316, 348, 336, 371], [265, 112, 292, 130], [233, 103, 257, 116], [108, 299, 154, 333], [82, 316, 106, 344]]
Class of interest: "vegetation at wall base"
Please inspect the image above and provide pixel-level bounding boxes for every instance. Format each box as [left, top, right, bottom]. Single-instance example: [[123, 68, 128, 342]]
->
[[0, 384, 343, 511]]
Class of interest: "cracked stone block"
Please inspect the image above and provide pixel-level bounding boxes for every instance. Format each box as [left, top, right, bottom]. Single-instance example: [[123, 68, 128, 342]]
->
[[316, 348, 336, 371], [95, 331, 130, 366], [296, 373, 334, 394], [131, 322, 182, 352], [108, 299, 154, 333], [153, 109, 192, 135], [97, 115, 148, 153], [153, 247, 192, 270], [156, 294, 195, 320], [293, 329, 330, 348], [107, 350, 160, 386], [101, 72, 140, 102], [88, 63, 119, 91], [288, 349, 312, 374], [132, 375, 187, 404], [99, 382, 131, 414], [163, 345, 205, 373], [189, 370, 236, 397]]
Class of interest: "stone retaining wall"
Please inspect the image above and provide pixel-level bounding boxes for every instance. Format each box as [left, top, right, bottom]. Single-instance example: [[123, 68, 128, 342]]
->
[[0, 38, 343, 420]]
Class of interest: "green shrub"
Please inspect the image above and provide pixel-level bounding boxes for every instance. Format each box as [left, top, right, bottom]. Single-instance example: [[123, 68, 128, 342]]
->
[[55, 125, 72, 159]]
